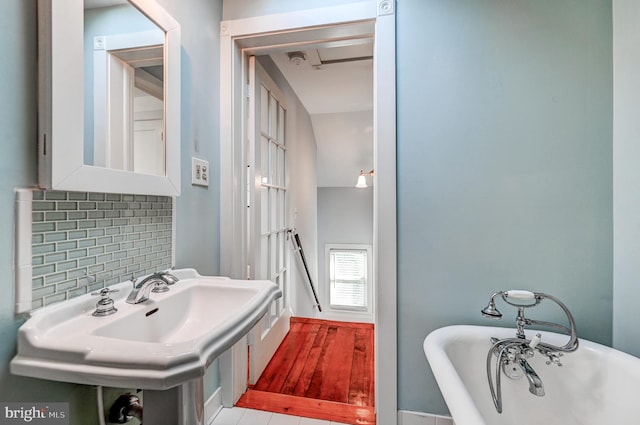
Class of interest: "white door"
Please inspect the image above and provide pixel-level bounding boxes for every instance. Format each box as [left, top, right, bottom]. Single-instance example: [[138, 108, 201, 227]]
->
[[133, 118, 164, 175], [246, 56, 291, 384]]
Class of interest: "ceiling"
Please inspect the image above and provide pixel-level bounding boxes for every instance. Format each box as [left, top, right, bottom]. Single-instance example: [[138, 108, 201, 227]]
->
[[269, 42, 374, 115], [269, 41, 374, 187]]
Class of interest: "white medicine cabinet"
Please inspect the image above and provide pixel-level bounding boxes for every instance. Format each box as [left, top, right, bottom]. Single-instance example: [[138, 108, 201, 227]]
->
[[37, 0, 181, 196]]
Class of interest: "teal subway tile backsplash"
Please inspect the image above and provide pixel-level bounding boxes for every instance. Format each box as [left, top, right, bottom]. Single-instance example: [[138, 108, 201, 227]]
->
[[31, 190, 173, 309]]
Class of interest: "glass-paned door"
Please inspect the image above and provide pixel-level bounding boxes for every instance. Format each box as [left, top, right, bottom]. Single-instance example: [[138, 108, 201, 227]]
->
[[246, 56, 290, 384], [257, 79, 287, 318]]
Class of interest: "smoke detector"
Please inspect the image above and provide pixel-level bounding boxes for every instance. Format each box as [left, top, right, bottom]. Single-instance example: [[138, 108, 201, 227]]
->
[[287, 51, 306, 66]]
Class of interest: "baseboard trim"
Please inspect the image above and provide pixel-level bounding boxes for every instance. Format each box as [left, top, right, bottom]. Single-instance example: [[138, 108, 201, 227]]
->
[[236, 389, 375, 425], [205, 386, 223, 425], [398, 409, 454, 425]]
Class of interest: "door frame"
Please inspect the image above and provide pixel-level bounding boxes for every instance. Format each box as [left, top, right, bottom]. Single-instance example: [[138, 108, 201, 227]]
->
[[219, 1, 397, 423]]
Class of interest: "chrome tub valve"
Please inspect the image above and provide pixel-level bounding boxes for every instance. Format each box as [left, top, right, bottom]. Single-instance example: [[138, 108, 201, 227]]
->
[[482, 290, 578, 413]]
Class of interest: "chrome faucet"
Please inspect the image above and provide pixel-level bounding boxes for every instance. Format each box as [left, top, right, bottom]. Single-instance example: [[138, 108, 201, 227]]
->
[[126, 271, 179, 304], [149, 270, 179, 292], [482, 290, 578, 413], [518, 357, 544, 396]]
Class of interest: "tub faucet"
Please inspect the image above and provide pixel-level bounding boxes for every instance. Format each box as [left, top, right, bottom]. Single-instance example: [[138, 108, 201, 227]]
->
[[482, 290, 578, 413], [126, 271, 179, 304], [518, 357, 544, 396]]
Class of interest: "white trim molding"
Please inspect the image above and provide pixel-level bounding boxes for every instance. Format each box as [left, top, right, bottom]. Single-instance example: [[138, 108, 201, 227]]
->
[[398, 410, 454, 425], [14, 189, 33, 314], [378, 0, 395, 16]]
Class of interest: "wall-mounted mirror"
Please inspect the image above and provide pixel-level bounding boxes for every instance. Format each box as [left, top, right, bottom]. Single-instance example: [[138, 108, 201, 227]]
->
[[38, 0, 180, 196], [85, 1, 166, 176]]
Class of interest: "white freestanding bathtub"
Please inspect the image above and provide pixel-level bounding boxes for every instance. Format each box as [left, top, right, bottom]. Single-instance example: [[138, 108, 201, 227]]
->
[[424, 325, 640, 425]]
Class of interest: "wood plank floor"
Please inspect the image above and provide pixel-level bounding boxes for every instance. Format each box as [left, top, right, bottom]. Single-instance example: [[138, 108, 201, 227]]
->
[[236, 318, 375, 425]]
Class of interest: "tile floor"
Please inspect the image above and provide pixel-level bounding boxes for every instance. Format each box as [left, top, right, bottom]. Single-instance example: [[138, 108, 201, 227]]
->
[[211, 407, 350, 425]]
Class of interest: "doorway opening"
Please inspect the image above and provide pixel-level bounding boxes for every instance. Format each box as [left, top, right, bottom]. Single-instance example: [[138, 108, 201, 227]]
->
[[219, 3, 396, 424]]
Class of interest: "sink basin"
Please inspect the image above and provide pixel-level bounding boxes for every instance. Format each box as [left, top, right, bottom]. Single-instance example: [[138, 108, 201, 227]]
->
[[92, 284, 261, 344], [11, 269, 282, 390]]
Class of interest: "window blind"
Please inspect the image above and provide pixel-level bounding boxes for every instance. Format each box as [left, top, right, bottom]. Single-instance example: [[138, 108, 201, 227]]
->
[[329, 249, 367, 310]]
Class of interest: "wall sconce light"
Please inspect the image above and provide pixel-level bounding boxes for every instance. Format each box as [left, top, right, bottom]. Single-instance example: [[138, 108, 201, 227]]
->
[[355, 169, 374, 188]]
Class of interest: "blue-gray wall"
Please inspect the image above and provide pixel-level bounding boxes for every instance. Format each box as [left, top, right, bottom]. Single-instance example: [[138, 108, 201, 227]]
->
[[397, 0, 613, 415], [612, 0, 640, 358], [0, 0, 94, 417], [222, 0, 363, 20], [164, 0, 223, 398], [0, 1, 98, 419], [0, 1, 222, 423], [162, 0, 221, 277]]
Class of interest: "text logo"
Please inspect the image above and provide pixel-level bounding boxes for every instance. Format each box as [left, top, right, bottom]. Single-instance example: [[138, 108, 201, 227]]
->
[[0, 403, 68, 425]]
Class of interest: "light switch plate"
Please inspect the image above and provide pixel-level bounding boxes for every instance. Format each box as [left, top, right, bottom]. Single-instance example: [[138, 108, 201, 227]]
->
[[191, 157, 209, 187]]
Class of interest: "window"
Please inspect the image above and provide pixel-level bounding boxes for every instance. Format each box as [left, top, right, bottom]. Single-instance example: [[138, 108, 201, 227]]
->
[[328, 245, 371, 311]]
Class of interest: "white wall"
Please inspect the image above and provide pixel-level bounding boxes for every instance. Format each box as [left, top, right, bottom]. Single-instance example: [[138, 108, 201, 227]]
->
[[317, 187, 373, 317], [612, 0, 640, 357], [312, 111, 374, 188]]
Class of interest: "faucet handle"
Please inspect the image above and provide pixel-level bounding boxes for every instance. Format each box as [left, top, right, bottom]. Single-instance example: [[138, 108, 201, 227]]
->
[[545, 352, 564, 367], [529, 333, 542, 349], [91, 287, 119, 317], [91, 287, 119, 297]]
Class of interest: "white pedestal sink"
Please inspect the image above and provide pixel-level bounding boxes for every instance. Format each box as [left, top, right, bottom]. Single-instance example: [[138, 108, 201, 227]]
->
[[11, 269, 282, 425]]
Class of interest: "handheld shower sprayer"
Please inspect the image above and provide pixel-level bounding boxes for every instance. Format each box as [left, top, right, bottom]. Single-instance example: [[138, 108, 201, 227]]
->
[[481, 290, 538, 319], [480, 289, 577, 350], [480, 292, 504, 319]]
